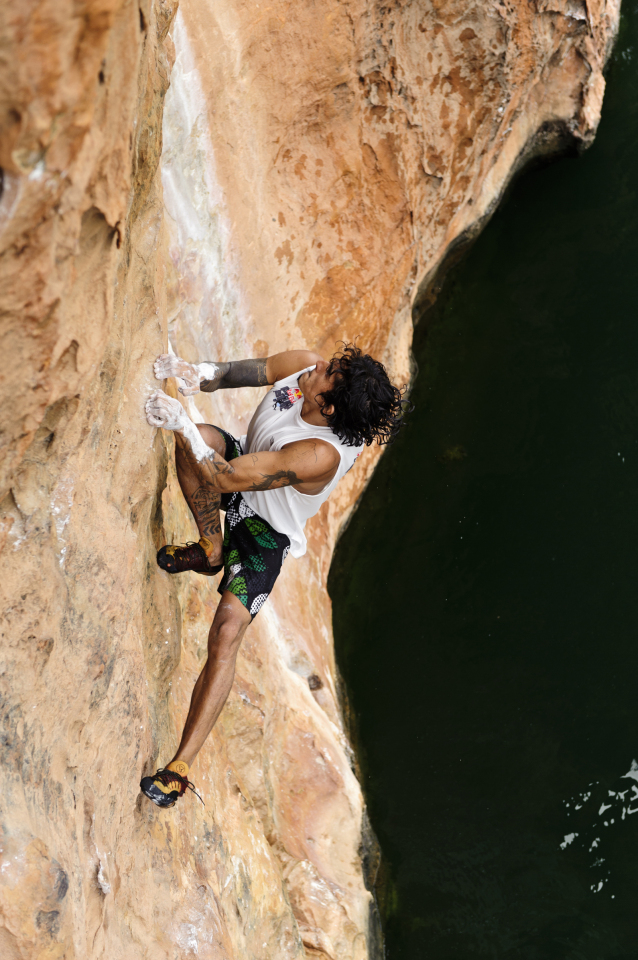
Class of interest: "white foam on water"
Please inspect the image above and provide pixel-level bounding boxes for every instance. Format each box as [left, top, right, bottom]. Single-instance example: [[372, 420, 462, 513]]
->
[[559, 761, 638, 897], [559, 832, 578, 850]]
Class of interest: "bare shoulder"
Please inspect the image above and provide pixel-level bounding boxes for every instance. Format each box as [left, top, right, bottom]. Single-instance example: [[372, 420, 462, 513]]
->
[[266, 349, 323, 383]]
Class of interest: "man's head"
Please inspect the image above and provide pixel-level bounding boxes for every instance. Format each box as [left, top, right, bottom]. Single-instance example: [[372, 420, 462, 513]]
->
[[302, 343, 410, 446]]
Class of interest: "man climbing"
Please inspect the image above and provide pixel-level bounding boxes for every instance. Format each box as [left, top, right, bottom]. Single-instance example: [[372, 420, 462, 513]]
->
[[141, 344, 407, 807]]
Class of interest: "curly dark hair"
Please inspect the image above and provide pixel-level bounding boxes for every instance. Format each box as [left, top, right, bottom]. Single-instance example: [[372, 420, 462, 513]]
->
[[316, 343, 411, 447]]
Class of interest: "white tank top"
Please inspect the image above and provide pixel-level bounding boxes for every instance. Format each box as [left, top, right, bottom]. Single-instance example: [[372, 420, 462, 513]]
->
[[241, 366, 363, 558]]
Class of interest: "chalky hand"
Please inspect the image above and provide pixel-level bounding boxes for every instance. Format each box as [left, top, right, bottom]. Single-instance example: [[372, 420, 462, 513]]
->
[[154, 354, 201, 396], [145, 390, 189, 430]]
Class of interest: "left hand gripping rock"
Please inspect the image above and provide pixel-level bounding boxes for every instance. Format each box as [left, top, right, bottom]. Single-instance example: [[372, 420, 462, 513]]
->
[[145, 390, 188, 430]]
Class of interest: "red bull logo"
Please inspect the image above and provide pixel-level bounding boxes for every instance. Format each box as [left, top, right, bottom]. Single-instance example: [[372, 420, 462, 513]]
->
[[273, 385, 303, 411]]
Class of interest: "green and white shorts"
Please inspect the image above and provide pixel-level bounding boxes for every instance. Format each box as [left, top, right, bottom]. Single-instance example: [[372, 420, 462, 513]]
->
[[217, 429, 290, 619]]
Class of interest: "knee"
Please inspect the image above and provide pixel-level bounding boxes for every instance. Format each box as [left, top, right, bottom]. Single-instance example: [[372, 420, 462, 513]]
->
[[209, 617, 247, 659], [195, 424, 226, 456]]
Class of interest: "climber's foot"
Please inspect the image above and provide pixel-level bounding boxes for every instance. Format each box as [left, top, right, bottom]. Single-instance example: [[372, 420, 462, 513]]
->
[[157, 540, 223, 576], [140, 764, 204, 808]]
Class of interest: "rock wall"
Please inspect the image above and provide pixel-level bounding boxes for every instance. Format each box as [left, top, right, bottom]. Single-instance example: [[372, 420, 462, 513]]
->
[[0, 1, 619, 958]]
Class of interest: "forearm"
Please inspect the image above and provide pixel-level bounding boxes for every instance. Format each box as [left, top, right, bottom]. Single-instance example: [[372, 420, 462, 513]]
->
[[199, 358, 269, 391], [199, 442, 339, 493]]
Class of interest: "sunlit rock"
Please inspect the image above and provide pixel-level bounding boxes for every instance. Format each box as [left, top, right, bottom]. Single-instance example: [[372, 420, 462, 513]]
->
[[0, 0, 619, 956]]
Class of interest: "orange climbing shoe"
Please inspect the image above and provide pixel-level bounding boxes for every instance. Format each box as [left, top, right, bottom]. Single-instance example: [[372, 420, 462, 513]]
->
[[157, 540, 222, 576], [140, 766, 204, 808]]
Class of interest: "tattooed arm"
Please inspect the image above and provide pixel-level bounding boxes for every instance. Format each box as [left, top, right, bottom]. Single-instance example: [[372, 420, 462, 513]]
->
[[199, 359, 268, 392], [175, 433, 340, 496], [154, 350, 323, 396], [153, 355, 268, 396], [221, 438, 340, 495], [146, 389, 340, 496]]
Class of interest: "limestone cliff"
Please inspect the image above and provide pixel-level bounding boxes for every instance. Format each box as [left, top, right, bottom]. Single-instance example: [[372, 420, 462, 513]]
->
[[0, 1, 619, 958]]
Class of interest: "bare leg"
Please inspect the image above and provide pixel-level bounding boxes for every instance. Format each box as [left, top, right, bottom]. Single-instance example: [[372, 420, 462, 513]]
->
[[174, 423, 227, 566], [144, 392, 251, 774], [145, 389, 233, 567], [171, 590, 251, 765]]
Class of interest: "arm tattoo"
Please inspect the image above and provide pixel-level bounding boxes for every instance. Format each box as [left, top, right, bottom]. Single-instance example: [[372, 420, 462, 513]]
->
[[200, 358, 269, 391], [248, 469, 302, 491], [199, 361, 229, 392], [206, 448, 235, 476], [176, 436, 235, 484], [191, 485, 222, 539], [224, 358, 268, 388]]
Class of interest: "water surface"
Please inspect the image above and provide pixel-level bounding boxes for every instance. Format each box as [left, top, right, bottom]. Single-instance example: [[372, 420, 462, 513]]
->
[[329, 8, 638, 957]]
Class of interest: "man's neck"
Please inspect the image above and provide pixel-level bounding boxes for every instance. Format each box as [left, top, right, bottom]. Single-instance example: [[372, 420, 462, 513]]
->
[[300, 400, 329, 427]]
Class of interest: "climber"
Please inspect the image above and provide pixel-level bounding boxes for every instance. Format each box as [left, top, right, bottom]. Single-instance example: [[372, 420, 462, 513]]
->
[[140, 344, 408, 807]]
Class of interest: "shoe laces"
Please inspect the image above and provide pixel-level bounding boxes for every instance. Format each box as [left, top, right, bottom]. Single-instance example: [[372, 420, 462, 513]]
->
[[181, 542, 214, 562], [178, 541, 205, 553], [181, 542, 221, 570], [154, 768, 205, 805]]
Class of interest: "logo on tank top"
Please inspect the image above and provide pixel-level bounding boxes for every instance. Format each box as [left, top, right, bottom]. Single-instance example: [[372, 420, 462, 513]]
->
[[272, 385, 303, 411], [345, 450, 363, 474]]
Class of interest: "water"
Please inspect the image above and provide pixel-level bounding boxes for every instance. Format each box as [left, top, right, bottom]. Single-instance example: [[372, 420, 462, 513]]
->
[[329, 8, 638, 958]]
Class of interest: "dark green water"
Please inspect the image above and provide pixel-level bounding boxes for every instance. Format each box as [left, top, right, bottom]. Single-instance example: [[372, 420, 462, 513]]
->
[[329, 8, 638, 958]]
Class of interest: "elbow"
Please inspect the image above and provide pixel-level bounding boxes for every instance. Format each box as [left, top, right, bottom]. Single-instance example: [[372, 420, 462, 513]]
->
[[215, 469, 236, 494]]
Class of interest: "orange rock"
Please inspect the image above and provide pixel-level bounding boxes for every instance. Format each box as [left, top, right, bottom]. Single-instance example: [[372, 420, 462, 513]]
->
[[0, 0, 619, 956]]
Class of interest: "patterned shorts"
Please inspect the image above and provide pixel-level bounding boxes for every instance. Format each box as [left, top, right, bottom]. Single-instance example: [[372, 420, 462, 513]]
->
[[215, 428, 290, 619]]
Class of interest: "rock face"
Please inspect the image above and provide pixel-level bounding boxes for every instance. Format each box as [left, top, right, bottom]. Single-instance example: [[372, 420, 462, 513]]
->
[[0, 0, 619, 957]]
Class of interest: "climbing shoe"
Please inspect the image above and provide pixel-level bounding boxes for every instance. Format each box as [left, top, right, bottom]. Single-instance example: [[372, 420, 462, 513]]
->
[[157, 540, 222, 576], [140, 766, 204, 808]]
